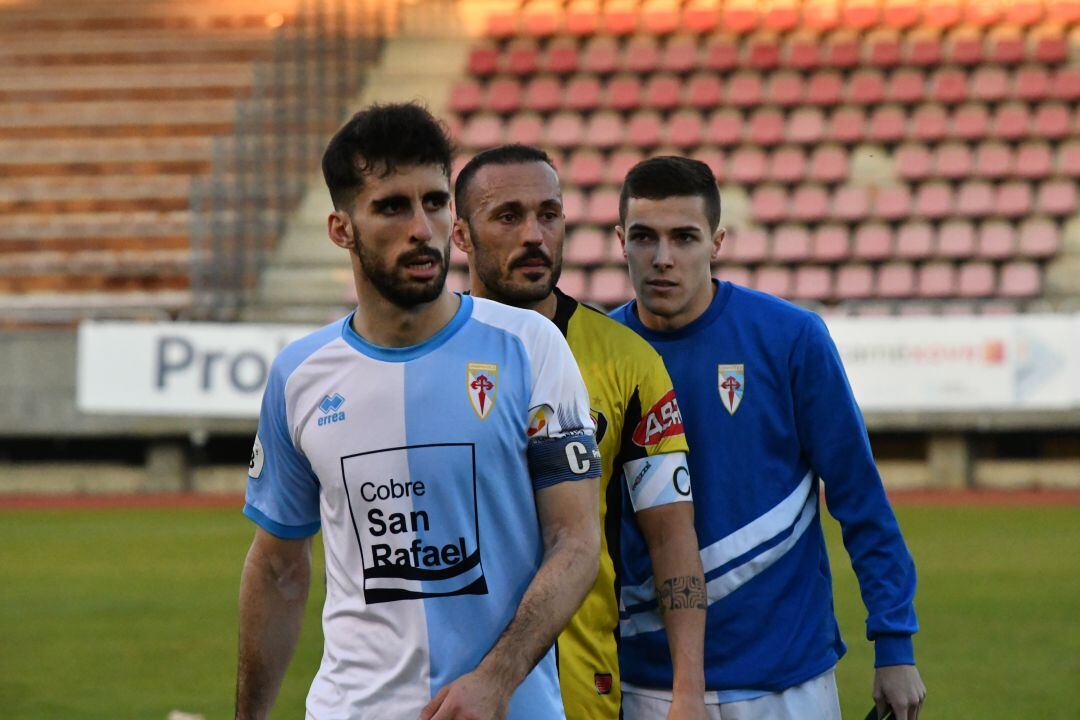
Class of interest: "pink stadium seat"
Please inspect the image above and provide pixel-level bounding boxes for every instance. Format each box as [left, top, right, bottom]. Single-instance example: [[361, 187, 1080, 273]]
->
[[999, 261, 1041, 297], [521, 2, 561, 38], [761, 0, 800, 31], [792, 265, 833, 301], [803, 0, 842, 32], [914, 182, 954, 219], [566, 226, 609, 265], [462, 113, 504, 149], [832, 185, 870, 222], [585, 187, 621, 225], [486, 12, 517, 39], [605, 75, 643, 111], [685, 73, 723, 109], [707, 109, 744, 146], [1014, 65, 1051, 102], [835, 264, 875, 300], [808, 145, 848, 183], [868, 105, 906, 143], [748, 108, 784, 146], [971, 66, 1010, 103], [523, 76, 564, 113], [1018, 218, 1062, 258], [936, 143, 973, 180], [581, 36, 619, 74], [450, 79, 484, 114], [973, 142, 1013, 179], [722, 1, 761, 34], [964, 0, 1001, 26], [866, 30, 902, 67], [567, 149, 605, 188], [905, 29, 944, 66], [1033, 103, 1071, 140], [719, 264, 753, 288], [792, 185, 830, 222], [895, 221, 934, 259], [853, 223, 893, 260], [665, 110, 704, 149], [896, 143, 932, 181], [682, 0, 720, 34], [487, 78, 523, 114], [661, 34, 700, 73], [641, 0, 681, 34], [930, 68, 968, 104], [917, 262, 956, 298], [844, 0, 881, 29], [1032, 26, 1068, 63], [753, 266, 793, 298], [877, 262, 917, 298], [987, 27, 1026, 65], [545, 111, 585, 148], [1036, 180, 1079, 216], [751, 185, 789, 223], [768, 71, 804, 107], [924, 0, 961, 28], [785, 31, 822, 70], [626, 111, 663, 147], [604, 148, 645, 186], [589, 268, 632, 306], [977, 220, 1017, 259], [745, 32, 781, 70], [952, 103, 990, 141], [937, 219, 977, 258], [565, 1, 600, 36], [702, 34, 740, 71], [807, 71, 845, 106], [542, 37, 580, 74], [727, 72, 765, 108], [505, 113, 545, 145], [467, 43, 500, 76], [730, 227, 769, 263], [1057, 141, 1080, 176], [773, 223, 812, 261], [957, 262, 996, 298], [812, 224, 851, 261], [888, 68, 926, 104], [787, 107, 826, 145], [695, 148, 726, 182], [991, 104, 1031, 141], [956, 181, 995, 218], [873, 185, 913, 221], [1048, 0, 1080, 24], [623, 35, 661, 74], [504, 39, 541, 76], [1015, 142, 1053, 180], [885, 0, 922, 28], [828, 107, 867, 143], [1051, 67, 1080, 102], [1005, 0, 1045, 26], [825, 31, 861, 68], [643, 74, 682, 110], [564, 75, 602, 111], [562, 187, 587, 224], [946, 27, 983, 65], [911, 104, 948, 141], [558, 267, 588, 298], [997, 181, 1035, 219], [849, 69, 886, 105]]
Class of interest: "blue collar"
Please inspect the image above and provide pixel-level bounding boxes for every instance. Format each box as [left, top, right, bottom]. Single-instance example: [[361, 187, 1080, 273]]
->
[[341, 293, 472, 362], [623, 280, 733, 342]]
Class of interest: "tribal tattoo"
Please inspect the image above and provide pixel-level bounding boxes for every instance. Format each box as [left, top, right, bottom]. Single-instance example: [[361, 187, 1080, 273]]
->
[[656, 575, 707, 615]]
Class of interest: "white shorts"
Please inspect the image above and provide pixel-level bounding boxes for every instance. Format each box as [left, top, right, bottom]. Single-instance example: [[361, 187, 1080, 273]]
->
[[622, 669, 841, 720]]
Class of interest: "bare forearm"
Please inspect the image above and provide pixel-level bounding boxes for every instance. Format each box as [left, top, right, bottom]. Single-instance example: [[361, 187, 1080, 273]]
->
[[235, 544, 310, 720]]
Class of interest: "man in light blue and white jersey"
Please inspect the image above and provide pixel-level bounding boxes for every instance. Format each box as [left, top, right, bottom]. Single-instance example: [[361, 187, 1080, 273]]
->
[[235, 103, 602, 720]]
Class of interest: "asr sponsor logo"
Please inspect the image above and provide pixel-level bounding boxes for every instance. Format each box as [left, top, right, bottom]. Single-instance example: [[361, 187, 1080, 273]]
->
[[467, 362, 498, 420], [632, 389, 685, 447], [317, 392, 346, 427], [718, 364, 745, 415], [593, 673, 613, 695]]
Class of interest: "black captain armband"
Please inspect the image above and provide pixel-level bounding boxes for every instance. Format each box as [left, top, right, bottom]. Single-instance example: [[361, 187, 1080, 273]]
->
[[527, 433, 602, 491]]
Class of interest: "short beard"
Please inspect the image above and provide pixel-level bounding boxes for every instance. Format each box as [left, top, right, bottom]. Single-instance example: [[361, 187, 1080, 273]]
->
[[470, 222, 562, 307], [353, 224, 449, 309]]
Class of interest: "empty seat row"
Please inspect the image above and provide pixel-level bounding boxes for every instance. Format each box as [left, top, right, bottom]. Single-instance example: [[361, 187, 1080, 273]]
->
[[896, 140, 1080, 180]]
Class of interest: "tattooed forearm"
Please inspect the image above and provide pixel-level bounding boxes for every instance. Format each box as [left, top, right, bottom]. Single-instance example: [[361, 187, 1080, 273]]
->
[[656, 575, 707, 615]]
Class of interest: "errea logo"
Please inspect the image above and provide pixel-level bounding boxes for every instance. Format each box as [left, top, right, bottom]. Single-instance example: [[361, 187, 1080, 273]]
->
[[318, 393, 346, 427]]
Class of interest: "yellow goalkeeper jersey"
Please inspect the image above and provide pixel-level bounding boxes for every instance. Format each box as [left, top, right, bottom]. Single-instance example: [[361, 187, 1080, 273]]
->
[[549, 288, 690, 719]]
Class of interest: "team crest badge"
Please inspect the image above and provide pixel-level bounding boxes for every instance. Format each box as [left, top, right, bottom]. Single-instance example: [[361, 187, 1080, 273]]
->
[[718, 364, 744, 415], [467, 362, 498, 419]]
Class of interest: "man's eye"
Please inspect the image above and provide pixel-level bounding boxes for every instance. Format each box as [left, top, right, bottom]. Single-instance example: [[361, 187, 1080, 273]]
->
[[499, 213, 517, 223], [424, 197, 448, 211], [380, 200, 406, 215]]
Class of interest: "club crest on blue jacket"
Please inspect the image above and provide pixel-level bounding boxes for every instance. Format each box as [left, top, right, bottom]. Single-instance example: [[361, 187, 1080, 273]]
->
[[718, 364, 745, 415]]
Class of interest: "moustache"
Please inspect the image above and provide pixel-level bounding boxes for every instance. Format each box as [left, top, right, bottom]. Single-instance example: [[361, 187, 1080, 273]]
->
[[510, 248, 553, 270], [398, 247, 444, 268]]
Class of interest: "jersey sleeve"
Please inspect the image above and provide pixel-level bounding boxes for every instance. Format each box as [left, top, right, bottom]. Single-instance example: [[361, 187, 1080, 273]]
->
[[622, 346, 693, 512], [242, 360, 321, 539], [524, 321, 602, 491]]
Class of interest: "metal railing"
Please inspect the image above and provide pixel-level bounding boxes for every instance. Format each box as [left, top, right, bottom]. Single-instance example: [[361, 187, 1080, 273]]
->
[[189, 0, 386, 321]]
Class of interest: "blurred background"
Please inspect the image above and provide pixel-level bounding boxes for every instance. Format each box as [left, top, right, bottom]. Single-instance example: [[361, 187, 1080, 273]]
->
[[0, 0, 1078, 717]]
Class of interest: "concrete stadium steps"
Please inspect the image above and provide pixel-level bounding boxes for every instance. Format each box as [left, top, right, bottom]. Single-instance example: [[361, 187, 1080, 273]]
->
[[0, 0, 298, 32], [0, 211, 191, 253], [0, 28, 278, 66], [0, 176, 196, 214], [0, 63, 265, 103]]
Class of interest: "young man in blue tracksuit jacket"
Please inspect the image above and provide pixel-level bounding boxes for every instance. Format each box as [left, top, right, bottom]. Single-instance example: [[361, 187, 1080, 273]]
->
[[609, 156, 926, 720]]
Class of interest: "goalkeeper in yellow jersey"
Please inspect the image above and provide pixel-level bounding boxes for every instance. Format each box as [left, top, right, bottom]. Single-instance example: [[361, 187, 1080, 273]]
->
[[453, 144, 707, 720]]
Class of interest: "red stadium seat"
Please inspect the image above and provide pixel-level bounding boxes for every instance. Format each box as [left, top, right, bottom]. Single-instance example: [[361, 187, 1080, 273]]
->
[[504, 39, 541, 76], [987, 27, 1026, 65], [730, 147, 768, 184], [487, 77, 523, 114], [541, 37, 580, 74], [1048, 0, 1080, 24], [682, 0, 720, 34], [605, 148, 645, 185], [545, 111, 585, 149], [991, 103, 1031, 141], [661, 34, 700, 73], [564, 75, 602, 111], [745, 32, 781, 70], [626, 111, 663, 147], [602, 0, 639, 36], [785, 31, 822, 70], [752, 185, 789, 224], [722, 1, 761, 35], [964, 0, 1002, 26], [622, 36, 661, 74], [773, 223, 812, 261], [1031, 25, 1068, 63], [665, 110, 704, 149], [1057, 141, 1080, 176], [641, 0, 681, 35], [685, 73, 723, 109], [694, 148, 726, 182], [1033, 103, 1071, 140], [1018, 217, 1062, 258], [868, 105, 906, 143], [748, 108, 784, 146], [450, 79, 484, 114], [1036, 180, 1079, 216], [702, 34, 739, 71], [825, 31, 861, 68], [729, 226, 769, 263], [916, 262, 956, 298], [866, 30, 902, 67], [812, 224, 851, 261], [877, 262, 917, 298], [938, 219, 977, 258], [956, 181, 995, 218], [787, 107, 826, 145], [833, 185, 870, 222], [807, 71, 845, 106], [792, 184, 830, 222], [643, 74, 682, 110], [873, 185, 913, 221], [589, 268, 633, 306], [976, 220, 1016, 260], [924, 0, 961, 27], [462, 113, 504, 149], [562, 187, 587, 224], [896, 143, 932, 181], [999, 261, 1041, 297], [914, 182, 954, 219], [581, 36, 619, 74], [522, 76, 564, 113], [719, 265, 753, 288], [930, 68, 968, 104], [521, 1, 561, 38], [707, 109, 744, 146], [957, 262, 996, 298], [1014, 65, 1051, 102], [835, 264, 875, 300], [849, 69, 886, 105], [803, 0, 842, 31], [1051, 67, 1080, 102], [951, 103, 990, 141], [936, 143, 973, 180], [567, 149, 605, 188], [727, 72, 764, 108], [911, 104, 948, 142], [467, 43, 500, 77], [754, 266, 793, 297], [997, 181, 1035, 218], [559, 268, 588, 298], [973, 142, 1013, 179], [585, 187, 621, 225], [769, 146, 807, 184], [971, 66, 1009, 103], [505, 113, 545, 145], [895, 221, 934, 259], [565, 0, 600, 36], [605, 74, 643, 111], [827, 107, 866, 144], [792, 265, 833, 301], [807, 145, 848, 183], [844, 0, 881, 29], [768, 71, 804, 107], [853, 223, 893, 260], [885, 0, 922, 28], [946, 26, 984, 65], [888, 69, 926, 104], [905, 29, 944, 66], [1015, 142, 1053, 180], [486, 12, 518, 39], [566, 226, 609, 265], [764, 0, 801, 32]]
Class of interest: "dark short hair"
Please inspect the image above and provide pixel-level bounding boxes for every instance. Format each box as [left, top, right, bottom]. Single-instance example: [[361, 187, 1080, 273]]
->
[[619, 156, 721, 231], [454, 144, 556, 219], [321, 102, 454, 210]]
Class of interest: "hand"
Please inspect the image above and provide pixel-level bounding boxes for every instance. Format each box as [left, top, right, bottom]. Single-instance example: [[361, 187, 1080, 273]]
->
[[873, 664, 926, 720], [418, 668, 511, 720], [666, 690, 708, 720]]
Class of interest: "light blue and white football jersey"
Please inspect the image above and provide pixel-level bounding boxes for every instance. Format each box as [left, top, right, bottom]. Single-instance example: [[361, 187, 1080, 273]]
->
[[244, 294, 601, 720]]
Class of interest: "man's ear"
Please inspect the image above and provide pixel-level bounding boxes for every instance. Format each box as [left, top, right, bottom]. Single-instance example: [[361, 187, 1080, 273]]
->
[[615, 225, 627, 259], [711, 226, 726, 262], [451, 218, 473, 255], [328, 211, 356, 251]]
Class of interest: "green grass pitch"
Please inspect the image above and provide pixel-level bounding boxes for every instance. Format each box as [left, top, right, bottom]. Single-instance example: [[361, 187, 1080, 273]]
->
[[0, 503, 1077, 718]]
